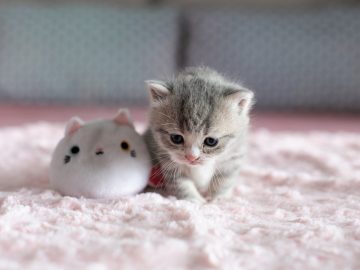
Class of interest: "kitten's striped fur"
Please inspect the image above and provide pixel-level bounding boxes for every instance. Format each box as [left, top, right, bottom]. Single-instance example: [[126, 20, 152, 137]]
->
[[145, 67, 254, 203]]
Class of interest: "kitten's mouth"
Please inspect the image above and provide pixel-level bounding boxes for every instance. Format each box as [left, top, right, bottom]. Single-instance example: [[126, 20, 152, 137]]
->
[[170, 155, 204, 166], [188, 160, 202, 166], [178, 158, 203, 166]]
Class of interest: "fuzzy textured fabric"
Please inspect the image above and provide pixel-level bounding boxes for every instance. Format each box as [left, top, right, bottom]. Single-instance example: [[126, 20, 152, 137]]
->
[[0, 123, 359, 270]]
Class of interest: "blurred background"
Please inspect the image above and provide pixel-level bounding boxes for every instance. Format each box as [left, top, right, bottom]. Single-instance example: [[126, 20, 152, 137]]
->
[[0, 0, 359, 130]]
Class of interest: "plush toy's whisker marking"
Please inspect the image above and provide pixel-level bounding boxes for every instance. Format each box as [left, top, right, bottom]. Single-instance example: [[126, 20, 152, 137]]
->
[[64, 155, 71, 164]]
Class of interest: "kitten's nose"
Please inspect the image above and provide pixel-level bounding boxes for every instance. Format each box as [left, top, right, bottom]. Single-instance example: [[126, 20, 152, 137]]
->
[[185, 154, 199, 162]]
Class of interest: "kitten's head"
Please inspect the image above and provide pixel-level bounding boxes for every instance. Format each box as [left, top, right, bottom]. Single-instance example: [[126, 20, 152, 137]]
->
[[146, 68, 254, 167]]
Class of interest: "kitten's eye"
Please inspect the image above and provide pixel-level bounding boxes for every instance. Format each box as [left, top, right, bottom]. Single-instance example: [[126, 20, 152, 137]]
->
[[204, 137, 218, 147], [170, 134, 184, 145], [121, 141, 130, 151], [70, 145, 80, 154]]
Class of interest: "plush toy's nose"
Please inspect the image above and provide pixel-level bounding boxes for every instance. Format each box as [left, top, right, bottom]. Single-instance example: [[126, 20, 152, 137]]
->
[[95, 148, 104, 156]]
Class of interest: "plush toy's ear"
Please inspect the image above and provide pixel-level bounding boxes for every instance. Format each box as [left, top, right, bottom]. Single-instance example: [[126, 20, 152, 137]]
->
[[224, 86, 254, 115], [113, 109, 133, 126], [145, 80, 170, 105], [65, 117, 84, 136]]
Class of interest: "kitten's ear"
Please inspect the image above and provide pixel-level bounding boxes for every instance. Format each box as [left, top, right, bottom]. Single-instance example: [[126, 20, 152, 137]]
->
[[225, 87, 254, 114], [113, 108, 133, 127], [145, 80, 170, 105], [65, 117, 84, 136]]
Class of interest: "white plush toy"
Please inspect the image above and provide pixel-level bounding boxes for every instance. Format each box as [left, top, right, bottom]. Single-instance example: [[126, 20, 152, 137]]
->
[[49, 109, 151, 199]]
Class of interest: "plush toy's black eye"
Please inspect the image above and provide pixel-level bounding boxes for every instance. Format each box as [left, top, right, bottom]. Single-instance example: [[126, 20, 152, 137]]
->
[[170, 134, 184, 144], [121, 141, 129, 151], [70, 145, 80, 154], [204, 137, 218, 147]]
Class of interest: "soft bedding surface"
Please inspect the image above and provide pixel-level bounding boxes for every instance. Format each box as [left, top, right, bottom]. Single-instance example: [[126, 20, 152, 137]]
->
[[0, 123, 359, 270]]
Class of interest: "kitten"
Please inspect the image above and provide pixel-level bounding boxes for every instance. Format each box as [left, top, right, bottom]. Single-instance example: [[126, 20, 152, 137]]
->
[[144, 67, 254, 203]]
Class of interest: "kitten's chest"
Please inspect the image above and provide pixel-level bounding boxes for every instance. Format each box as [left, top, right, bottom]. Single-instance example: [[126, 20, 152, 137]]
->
[[185, 162, 215, 193]]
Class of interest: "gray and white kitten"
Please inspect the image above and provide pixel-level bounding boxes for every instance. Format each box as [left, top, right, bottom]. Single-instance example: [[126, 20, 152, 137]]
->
[[144, 67, 254, 203]]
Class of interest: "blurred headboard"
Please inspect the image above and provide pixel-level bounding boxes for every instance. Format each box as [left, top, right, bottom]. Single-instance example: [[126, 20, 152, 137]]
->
[[0, 5, 179, 105], [185, 7, 360, 111], [0, 3, 359, 111]]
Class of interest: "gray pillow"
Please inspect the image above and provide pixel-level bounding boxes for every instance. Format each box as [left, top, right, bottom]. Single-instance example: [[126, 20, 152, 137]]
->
[[186, 7, 360, 111], [0, 6, 179, 105]]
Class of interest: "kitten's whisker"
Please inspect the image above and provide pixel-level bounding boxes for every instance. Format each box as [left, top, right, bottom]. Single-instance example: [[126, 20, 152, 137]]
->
[[156, 112, 177, 122], [211, 168, 223, 195], [159, 123, 178, 127], [151, 160, 176, 191], [158, 124, 181, 131]]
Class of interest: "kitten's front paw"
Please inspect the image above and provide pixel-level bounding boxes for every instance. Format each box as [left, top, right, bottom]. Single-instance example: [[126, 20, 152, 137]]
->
[[183, 195, 206, 204], [209, 188, 234, 201], [177, 178, 207, 204]]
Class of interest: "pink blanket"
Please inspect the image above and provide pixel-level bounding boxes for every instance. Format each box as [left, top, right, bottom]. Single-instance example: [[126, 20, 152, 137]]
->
[[0, 123, 359, 269]]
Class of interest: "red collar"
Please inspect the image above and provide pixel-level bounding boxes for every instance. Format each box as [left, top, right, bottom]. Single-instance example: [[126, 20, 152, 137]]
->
[[148, 165, 165, 188]]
